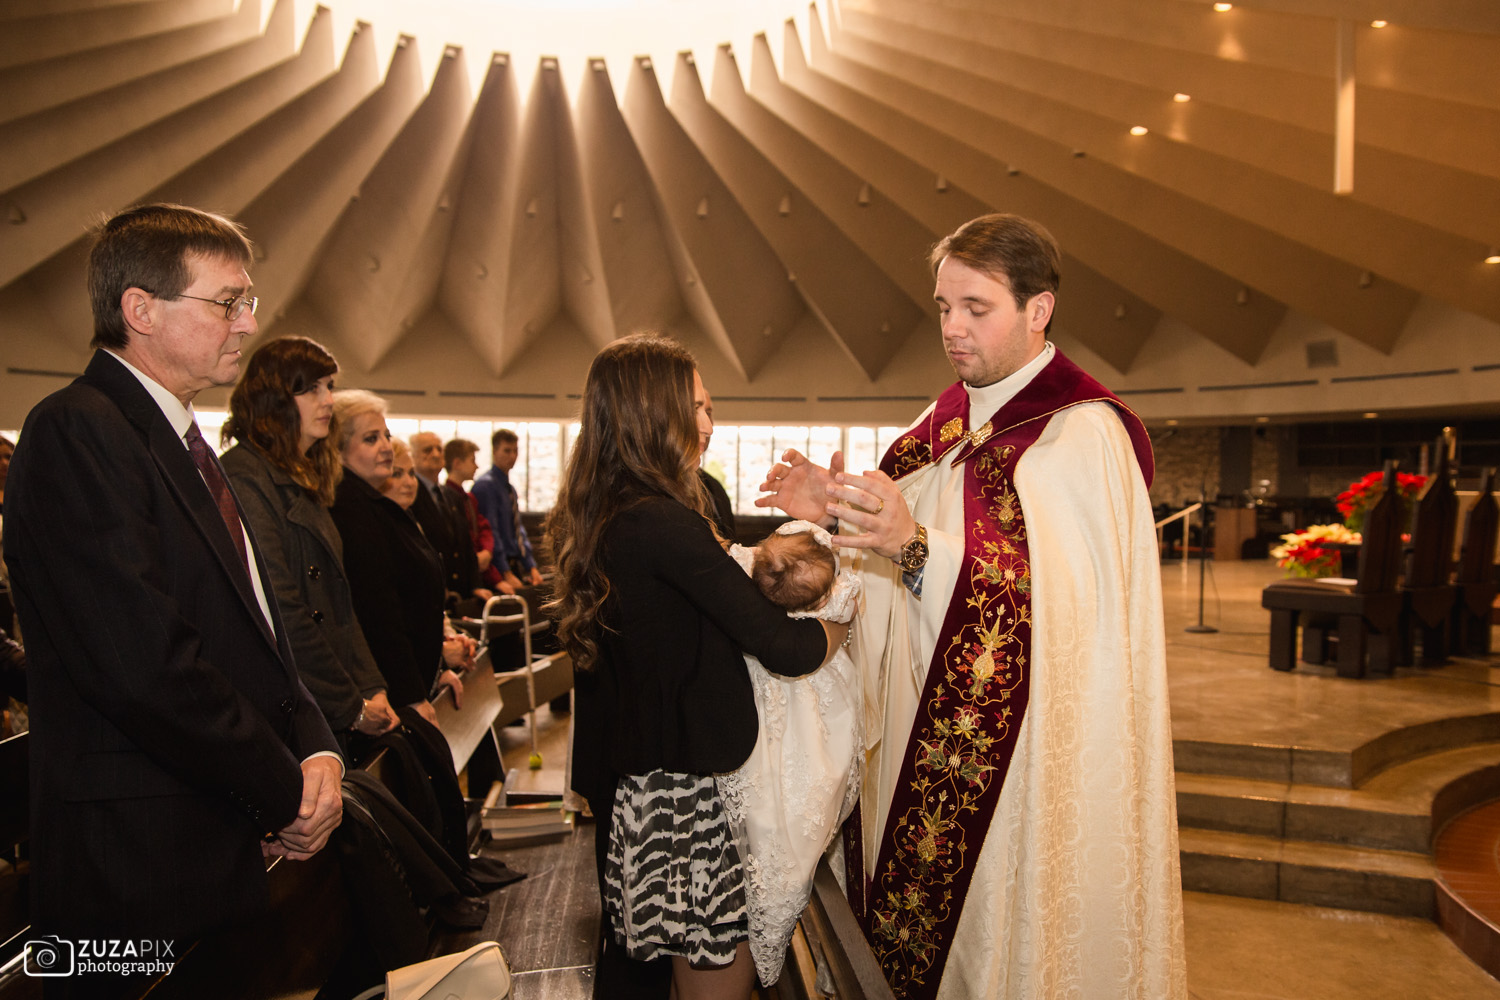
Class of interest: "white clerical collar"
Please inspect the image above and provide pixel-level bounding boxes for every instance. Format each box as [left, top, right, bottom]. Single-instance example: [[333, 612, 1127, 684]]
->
[[964, 341, 1055, 417], [104, 349, 198, 447]]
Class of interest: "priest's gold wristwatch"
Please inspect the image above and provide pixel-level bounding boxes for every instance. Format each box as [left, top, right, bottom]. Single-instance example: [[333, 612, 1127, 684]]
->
[[897, 524, 929, 574]]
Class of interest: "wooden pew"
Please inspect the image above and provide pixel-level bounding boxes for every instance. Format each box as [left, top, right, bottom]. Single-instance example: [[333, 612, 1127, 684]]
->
[[1397, 433, 1460, 666], [1262, 461, 1405, 677], [1451, 469, 1499, 656]]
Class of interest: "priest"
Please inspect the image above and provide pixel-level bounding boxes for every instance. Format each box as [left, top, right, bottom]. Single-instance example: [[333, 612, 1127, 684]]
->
[[758, 214, 1186, 999]]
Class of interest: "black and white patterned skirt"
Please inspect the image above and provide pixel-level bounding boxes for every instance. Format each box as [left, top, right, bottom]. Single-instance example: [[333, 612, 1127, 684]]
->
[[603, 770, 749, 967]]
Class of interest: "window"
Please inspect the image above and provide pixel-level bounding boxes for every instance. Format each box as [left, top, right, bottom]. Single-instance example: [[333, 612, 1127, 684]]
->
[[196, 407, 910, 516], [704, 423, 909, 516]]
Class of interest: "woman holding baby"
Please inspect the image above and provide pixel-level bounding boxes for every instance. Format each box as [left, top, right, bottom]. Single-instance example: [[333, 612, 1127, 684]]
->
[[548, 333, 849, 1000]]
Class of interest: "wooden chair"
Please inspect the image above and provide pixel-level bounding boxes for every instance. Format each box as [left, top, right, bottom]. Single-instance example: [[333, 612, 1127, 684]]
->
[[1451, 468, 1499, 657], [1262, 461, 1405, 677], [1397, 434, 1459, 666]]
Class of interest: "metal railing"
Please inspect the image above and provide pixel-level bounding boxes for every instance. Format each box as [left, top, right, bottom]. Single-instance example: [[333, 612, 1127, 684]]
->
[[1156, 502, 1203, 566]]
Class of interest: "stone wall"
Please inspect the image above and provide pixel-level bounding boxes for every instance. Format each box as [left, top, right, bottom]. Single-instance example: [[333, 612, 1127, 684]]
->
[[1150, 427, 1221, 509], [1250, 426, 1285, 499]]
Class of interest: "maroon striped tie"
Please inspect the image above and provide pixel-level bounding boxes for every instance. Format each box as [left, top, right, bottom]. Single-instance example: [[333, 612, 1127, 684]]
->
[[185, 421, 249, 572]]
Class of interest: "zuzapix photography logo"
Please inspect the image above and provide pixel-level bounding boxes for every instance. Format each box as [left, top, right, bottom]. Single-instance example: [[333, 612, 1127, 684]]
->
[[23, 935, 74, 977], [23, 936, 177, 977]]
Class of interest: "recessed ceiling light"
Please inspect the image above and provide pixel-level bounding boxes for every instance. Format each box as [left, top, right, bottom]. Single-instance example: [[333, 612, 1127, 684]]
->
[[1213, 3, 1233, 11], [1363, 412, 1379, 419], [1370, 19, 1388, 27], [1173, 93, 1192, 102], [1130, 125, 1149, 136], [1485, 248, 1500, 264]]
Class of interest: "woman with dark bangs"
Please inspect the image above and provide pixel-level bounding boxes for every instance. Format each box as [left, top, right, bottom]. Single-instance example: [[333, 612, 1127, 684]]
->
[[221, 336, 398, 750], [547, 333, 848, 1000]]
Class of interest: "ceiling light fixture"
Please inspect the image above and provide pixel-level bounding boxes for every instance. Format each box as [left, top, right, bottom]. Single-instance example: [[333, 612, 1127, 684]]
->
[[1363, 412, 1379, 419], [1166, 419, 1179, 426], [1370, 19, 1388, 27], [1213, 3, 1232, 11], [1255, 416, 1269, 423], [1485, 248, 1500, 264], [1173, 93, 1192, 102], [1130, 125, 1149, 136]]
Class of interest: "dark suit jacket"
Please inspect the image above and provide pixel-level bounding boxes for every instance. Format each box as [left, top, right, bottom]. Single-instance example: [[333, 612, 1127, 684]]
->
[[221, 443, 387, 732], [330, 473, 446, 707], [3, 351, 338, 942], [412, 476, 480, 600]]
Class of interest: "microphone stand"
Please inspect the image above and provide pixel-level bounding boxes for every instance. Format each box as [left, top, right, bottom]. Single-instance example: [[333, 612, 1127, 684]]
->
[[1185, 477, 1218, 634]]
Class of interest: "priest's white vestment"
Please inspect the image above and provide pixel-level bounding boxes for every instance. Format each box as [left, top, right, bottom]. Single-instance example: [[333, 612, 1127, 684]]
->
[[849, 344, 1187, 999]]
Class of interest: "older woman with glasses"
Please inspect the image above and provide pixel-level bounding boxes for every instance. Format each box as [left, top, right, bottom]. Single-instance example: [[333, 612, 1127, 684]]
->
[[220, 337, 397, 750]]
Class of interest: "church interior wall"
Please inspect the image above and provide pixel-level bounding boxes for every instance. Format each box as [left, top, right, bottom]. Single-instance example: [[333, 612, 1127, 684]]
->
[[3, 0, 1497, 513]]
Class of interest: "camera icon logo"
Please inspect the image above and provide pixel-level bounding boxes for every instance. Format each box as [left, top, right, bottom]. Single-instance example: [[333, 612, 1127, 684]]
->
[[24, 935, 75, 977]]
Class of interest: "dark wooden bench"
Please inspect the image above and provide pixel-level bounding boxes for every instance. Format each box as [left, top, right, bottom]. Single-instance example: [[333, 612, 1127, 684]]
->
[[1262, 461, 1405, 677], [1397, 433, 1460, 666], [1452, 468, 1499, 657]]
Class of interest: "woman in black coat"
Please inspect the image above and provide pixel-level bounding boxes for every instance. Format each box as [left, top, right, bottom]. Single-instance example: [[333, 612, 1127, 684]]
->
[[328, 390, 464, 729], [548, 334, 846, 1000], [220, 337, 397, 749]]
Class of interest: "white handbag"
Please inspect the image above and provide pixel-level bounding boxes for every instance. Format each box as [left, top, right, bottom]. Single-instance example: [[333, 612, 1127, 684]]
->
[[351, 941, 511, 1000]]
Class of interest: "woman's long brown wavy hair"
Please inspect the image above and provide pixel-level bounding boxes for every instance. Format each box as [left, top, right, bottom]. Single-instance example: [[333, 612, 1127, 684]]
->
[[222, 336, 343, 506], [545, 333, 712, 671]]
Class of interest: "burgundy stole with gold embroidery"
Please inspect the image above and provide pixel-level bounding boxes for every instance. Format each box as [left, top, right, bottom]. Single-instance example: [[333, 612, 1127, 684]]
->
[[861, 351, 1151, 999]]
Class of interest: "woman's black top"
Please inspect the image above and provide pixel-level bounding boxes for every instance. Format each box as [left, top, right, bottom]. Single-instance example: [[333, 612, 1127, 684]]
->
[[330, 471, 445, 707], [222, 443, 386, 731], [571, 495, 827, 807]]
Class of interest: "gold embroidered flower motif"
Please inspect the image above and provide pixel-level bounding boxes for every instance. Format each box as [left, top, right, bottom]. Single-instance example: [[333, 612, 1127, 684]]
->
[[994, 486, 1020, 529], [891, 435, 931, 477], [915, 818, 941, 864], [967, 421, 993, 447], [939, 417, 964, 442], [968, 649, 997, 697]]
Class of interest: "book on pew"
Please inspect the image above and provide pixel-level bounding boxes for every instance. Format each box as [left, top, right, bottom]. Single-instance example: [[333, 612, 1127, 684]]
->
[[480, 783, 574, 843]]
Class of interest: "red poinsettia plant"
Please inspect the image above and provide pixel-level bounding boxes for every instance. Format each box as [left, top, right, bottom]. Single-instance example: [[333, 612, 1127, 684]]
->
[[1271, 523, 1360, 578], [1336, 470, 1427, 534]]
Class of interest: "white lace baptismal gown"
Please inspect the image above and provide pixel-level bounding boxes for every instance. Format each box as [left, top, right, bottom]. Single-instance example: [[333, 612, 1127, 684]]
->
[[717, 521, 864, 986]]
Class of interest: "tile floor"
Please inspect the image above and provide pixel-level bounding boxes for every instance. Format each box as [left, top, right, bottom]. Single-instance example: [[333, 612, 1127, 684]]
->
[[1163, 557, 1500, 999]]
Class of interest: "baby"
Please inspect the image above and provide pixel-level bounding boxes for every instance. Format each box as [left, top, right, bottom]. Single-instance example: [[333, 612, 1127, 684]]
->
[[718, 521, 862, 987], [751, 528, 837, 614]]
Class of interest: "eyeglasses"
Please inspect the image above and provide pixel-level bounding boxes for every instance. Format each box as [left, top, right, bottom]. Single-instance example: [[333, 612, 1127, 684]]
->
[[172, 293, 259, 322]]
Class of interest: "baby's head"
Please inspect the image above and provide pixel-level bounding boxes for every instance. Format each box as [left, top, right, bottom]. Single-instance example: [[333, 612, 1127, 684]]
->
[[752, 529, 837, 613]]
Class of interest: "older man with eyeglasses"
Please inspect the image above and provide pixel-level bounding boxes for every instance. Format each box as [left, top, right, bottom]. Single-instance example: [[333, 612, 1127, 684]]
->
[[5, 203, 341, 993]]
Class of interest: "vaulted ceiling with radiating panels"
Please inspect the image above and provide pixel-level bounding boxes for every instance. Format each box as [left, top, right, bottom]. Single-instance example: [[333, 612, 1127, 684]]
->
[[2, 0, 1498, 427]]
